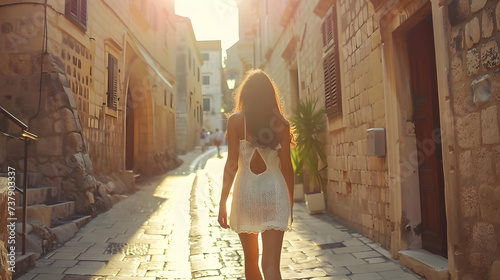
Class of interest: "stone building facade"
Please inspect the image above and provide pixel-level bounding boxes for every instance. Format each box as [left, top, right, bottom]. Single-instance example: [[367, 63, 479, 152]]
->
[[199, 40, 225, 133], [232, 0, 500, 279], [175, 16, 203, 154], [0, 0, 179, 211]]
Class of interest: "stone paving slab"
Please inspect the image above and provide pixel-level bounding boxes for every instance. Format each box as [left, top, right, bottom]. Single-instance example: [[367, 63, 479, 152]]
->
[[18, 147, 423, 280]]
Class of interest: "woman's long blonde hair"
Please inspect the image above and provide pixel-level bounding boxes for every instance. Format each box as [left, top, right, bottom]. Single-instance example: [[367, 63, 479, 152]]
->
[[232, 69, 295, 148]]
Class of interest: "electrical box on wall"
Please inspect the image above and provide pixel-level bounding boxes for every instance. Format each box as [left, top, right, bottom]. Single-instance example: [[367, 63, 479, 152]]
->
[[367, 128, 386, 156]]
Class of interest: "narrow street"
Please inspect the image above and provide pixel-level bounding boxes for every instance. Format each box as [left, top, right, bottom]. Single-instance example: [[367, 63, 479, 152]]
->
[[18, 147, 422, 280]]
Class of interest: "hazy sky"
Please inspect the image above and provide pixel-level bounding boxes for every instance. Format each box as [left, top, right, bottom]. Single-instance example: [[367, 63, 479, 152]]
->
[[175, 0, 239, 54]]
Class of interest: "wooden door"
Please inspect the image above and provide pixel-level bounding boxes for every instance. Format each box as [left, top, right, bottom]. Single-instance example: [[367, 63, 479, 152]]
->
[[407, 15, 448, 257]]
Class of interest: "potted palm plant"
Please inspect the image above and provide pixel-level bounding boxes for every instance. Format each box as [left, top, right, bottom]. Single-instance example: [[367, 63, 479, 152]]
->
[[290, 97, 327, 214]]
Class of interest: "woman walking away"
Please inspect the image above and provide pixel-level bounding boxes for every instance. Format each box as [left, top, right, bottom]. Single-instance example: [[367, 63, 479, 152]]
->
[[218, 69, 295, 280]]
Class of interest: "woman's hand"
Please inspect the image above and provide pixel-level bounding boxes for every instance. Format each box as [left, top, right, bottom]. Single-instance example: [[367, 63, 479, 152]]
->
[[218, 205, 230, 229]]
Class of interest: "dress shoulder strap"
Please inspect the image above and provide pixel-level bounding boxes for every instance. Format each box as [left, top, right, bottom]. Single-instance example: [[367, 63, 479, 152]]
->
[[243, 115, 247, 140]]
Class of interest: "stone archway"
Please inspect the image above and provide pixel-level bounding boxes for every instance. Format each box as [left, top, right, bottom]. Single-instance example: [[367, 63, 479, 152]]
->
[[124, 58, 155, 176]]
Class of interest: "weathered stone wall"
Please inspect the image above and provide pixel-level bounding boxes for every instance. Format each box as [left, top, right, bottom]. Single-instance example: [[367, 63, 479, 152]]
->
[[264, 1, 323, 116], [59, 32, 124, 175], [0, 52, 96, 214], [447, 0, 500, 278], [0, 0, 179, 177], [324, 0, 390, 248]]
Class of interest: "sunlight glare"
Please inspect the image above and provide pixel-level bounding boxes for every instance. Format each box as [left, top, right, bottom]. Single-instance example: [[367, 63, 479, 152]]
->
[[175, 0, 239, 51]]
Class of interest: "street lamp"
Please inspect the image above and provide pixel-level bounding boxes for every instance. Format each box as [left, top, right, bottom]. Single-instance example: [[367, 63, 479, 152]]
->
[[227, 79, 236, 90]]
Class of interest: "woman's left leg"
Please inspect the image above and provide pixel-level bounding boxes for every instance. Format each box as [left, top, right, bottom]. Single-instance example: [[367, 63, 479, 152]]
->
[[239, 233, 263, 280], [261, 229, 285, 280]]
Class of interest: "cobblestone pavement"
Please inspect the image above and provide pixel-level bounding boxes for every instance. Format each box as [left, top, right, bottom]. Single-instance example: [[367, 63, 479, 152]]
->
[[18, 146, 423, 280]]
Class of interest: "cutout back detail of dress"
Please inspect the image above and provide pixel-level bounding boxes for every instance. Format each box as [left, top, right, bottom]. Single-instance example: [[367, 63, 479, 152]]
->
[[244, 116, 267, 175]]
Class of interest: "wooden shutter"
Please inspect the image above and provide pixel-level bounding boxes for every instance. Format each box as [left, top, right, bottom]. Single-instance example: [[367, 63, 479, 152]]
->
[[107, 53, 118, 110], [65, 0, 87, 31], [321, 4, 342, 117], [70, 0, 78, 16], [79, 0, 87, 27]]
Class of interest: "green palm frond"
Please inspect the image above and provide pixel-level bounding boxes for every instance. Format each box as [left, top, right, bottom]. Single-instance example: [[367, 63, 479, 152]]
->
[[290, 97, 327, 193]]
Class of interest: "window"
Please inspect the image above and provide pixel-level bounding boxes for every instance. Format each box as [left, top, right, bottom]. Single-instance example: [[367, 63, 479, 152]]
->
[[202, 75, 210, 85], [65, 0, 87, 31], [107, 53, 118, 109], [170, 91, 173, 108], [197, 67, 200, 82], [164, 89, 167, 106], [321, 4, 342, 117], [203, 98, 211, 111], [202, 53, 209, 60]]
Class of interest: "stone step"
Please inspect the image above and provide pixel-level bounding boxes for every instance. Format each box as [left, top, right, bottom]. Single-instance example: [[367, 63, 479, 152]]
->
[[0, 172, 42, 188], [51, 214, 92, 229], [50, 215, 93, 244], [399, 249, 449, 280], [47, 201, 76, 225], [15, 201, 75, 227], [14, 186, 60, 206]]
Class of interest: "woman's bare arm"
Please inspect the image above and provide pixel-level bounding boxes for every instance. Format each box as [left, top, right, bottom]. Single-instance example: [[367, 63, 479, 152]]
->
[[278, 122, 294, 221], [218, 114, 240, 228]]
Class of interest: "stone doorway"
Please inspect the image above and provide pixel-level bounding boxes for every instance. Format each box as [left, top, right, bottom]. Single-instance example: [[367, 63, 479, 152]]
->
[[406, 13, 448, 258], [123, 58, 154, 176]]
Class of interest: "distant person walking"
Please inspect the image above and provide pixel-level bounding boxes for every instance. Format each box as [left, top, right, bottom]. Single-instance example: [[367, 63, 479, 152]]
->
[[212, 128, 224, 157], [218, 69, 295, 280], [200, 128, 208, 152]]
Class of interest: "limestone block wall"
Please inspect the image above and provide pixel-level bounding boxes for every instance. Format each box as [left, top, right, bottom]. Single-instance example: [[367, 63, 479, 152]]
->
[[324, 0, 390, 248], [0, 52, 96, 214], [264, 0, 322, 116], [447, 0, 500, 278], [295, 3, 327, 108], [59, 32, 124, 175]]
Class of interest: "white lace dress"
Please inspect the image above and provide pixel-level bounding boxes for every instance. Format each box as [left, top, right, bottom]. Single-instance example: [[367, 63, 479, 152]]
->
[[229, 117, 291, 234]]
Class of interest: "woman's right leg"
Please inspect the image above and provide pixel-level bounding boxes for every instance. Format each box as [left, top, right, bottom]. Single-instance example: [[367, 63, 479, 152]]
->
[[239, 233, 263, 280]]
